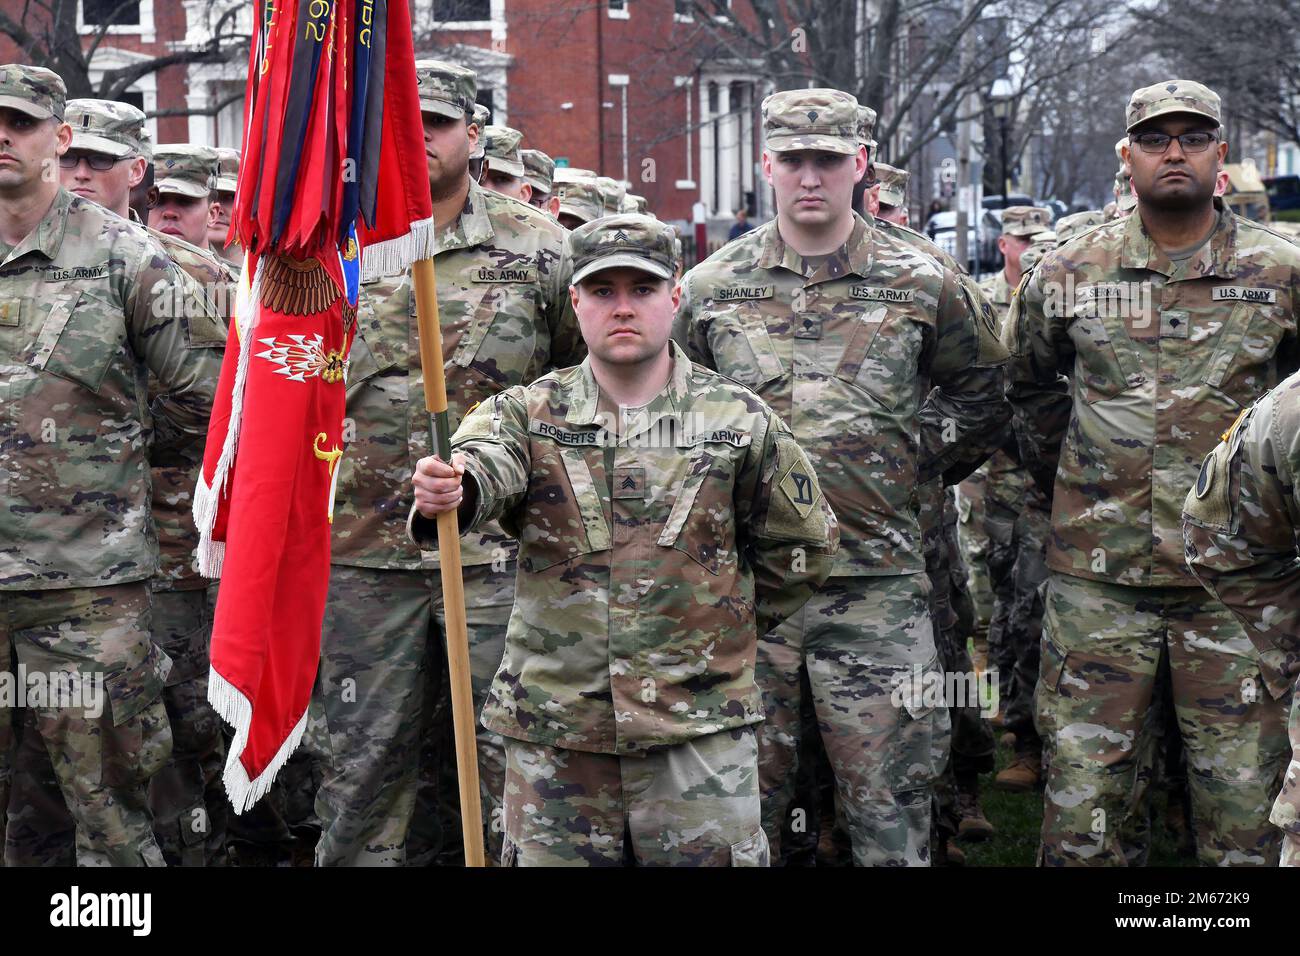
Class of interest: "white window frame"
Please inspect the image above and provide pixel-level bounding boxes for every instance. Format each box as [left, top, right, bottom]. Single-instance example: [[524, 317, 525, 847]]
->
[[674, 76, 696, 189], [78, 0, 156, 43], [428, 0, 501, 32], [607, 0, 630, 20]]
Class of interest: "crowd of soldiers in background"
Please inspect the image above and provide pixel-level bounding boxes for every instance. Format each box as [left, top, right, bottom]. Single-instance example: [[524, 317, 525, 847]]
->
[[2, 54, 1300, 868]]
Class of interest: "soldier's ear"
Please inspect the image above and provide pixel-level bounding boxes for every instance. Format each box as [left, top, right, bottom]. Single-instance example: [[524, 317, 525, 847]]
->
[[127, 156, 146, 190], [670, 281, 681, 312], [54, 121, 72, 154], [519, 181, 532, 204], [547, 195, 561, 218], [206, 200, 220, 229], [761, 149, 774, 185]]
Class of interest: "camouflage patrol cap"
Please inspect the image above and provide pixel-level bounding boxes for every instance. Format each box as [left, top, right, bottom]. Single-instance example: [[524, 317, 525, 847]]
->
[[469, 103, 490, 160], [621, 193, 648, 215], [152, 143, 218, 198], [762, 88, 861, 155], [856, 104, 877, 149], [65, 99, 147, 158], [1000, 205, 1053, 237], [553, 168, 603, 224], [521, 148, 555, 194], [415, 59, 477, 119], [0, 64, 65, 121], [874, 162, 908, 208], [482, 124, 526, 178], [1126, 80, 1221, 132], [568, 213, 676, 284], [1054, 210, 1105, 244], [214, 147, 239, 193], [563, 167, 598, 180], [596, 176, 626, 214]]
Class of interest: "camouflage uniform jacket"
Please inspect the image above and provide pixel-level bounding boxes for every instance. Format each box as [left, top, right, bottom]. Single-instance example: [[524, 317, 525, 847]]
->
[[332, 179, 584, 570], [409, 343, 839, 754], [1183, 370, 1300, 701], [1004, 204, 1300, 587], [0, 188, 223, 590], [674, 213, 1010, 577], [146, 228, 232, 591]]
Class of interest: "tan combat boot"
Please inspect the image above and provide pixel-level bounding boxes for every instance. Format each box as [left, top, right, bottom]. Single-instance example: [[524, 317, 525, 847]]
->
[[994, 751, 1043, 792]]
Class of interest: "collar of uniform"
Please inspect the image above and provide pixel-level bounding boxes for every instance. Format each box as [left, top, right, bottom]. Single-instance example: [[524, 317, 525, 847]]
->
[[565, 340, 692, 428], [1120, 200, 1236, 279], [129, 207, 143, 225], [3, 188, 74, 268], [756, 213, 874, 281], [987, 270, 1011, 305], [435, 178, 494, 254]]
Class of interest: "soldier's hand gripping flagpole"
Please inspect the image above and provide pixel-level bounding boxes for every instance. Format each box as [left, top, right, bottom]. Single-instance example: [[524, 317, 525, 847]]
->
[[412, 257, 486, 868]]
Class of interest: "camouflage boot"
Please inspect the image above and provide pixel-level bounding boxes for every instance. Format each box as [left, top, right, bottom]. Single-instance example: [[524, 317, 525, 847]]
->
[[995, 751, 1043, 792]]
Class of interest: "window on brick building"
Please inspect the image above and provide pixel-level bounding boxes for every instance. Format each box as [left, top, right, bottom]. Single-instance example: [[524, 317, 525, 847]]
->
[[608, 0, 630, 18], [82, 0, 141, 26], [674, 0, 692, 17], [434, 0, 491, 20]]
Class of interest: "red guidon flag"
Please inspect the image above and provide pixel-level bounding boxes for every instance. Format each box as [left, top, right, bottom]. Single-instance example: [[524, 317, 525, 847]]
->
[[194, 0, 432, 812]]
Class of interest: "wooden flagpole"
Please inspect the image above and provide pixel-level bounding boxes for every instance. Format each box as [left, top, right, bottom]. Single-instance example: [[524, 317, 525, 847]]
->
[[411, 256, 485, 868]]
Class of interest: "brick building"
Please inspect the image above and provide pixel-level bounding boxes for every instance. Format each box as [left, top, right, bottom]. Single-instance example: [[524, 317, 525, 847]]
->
[[4, 1, 773, 234]]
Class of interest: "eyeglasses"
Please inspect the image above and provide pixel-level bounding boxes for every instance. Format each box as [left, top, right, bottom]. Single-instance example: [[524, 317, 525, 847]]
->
[[58, 152, 128, 171], [1131, 131, 1218, 154]]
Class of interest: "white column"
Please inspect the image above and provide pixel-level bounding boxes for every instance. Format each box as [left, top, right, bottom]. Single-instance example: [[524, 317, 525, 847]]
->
[[717, 80, 736, 217], [699, 81, 715, 216]]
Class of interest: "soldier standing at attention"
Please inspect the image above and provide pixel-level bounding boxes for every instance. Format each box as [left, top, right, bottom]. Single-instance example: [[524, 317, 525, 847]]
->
[[0, 65, 222, 866], [313, 60, 583, 866], [410, 214, 838, 865], [1184, 371, 1300, 865], [674, 88, 1011, 866], [3, 102, 234, 869], [1004, 80, 1298, 866]]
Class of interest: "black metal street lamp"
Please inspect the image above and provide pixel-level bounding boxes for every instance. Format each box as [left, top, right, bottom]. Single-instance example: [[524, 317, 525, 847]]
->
[[990, 77, 1014, 209]]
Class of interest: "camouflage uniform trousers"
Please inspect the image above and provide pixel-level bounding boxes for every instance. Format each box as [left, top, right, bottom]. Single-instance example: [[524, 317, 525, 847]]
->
[[1037, 573, 1290, 866], [929, 489, 995, 839], [313, 561, 512, 866], [4, 584, 228, 867], [1, 583, 171, 867], [501, 726, 767, 866], [1001, 499, 1050, 753], [956, 470, 994, 630], [146, 584, 227, 866], [983, 461, 1024, 703], [1271, 681, 1300, 867], [758, 573, 952, 867]]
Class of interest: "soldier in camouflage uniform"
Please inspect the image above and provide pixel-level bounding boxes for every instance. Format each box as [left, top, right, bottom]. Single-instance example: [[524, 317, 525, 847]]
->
[[554, 168, 603, 231], [1183, 371, 1300, 865], [973, 207, 1055, 792], [674, 88, 1011, 866], [1054, 210, 1105, 246], [852, 117, 1001, 851], [521, 148, 560, 219], [467, 103, 490, 182], [410, 214, 838, 865], [479, 125, 532, 204], [4, 105, 236, 869], [873, 163, 909, 227], [1004, 80, 1297, 866], [208, 147, 240, 272], [312, 60, 583, 866], [0, 65, 223, 866]]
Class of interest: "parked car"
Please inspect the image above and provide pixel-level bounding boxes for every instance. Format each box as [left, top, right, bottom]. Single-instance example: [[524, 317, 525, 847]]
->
[[1264, 174, 1300, 213], [925, 209, 1002, 273]]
